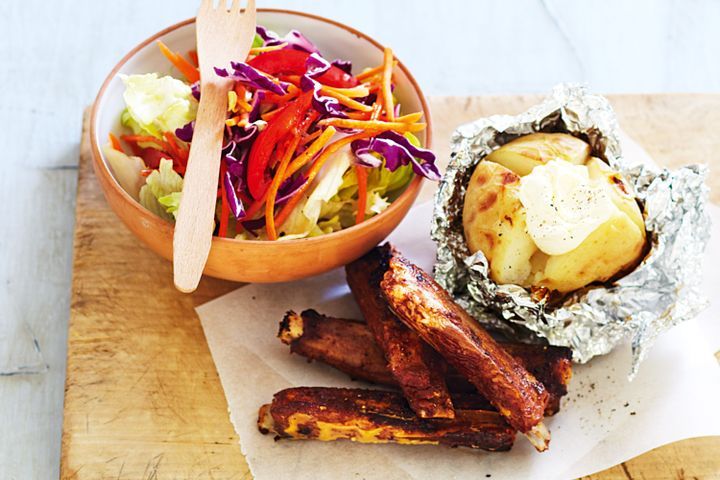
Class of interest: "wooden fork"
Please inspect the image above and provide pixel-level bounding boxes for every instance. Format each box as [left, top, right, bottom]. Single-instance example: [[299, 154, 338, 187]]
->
[[173, 0, 256, 293]]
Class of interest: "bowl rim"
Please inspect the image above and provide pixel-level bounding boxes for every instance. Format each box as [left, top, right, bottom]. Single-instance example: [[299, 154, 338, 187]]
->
[[90, 8, 432, 246]]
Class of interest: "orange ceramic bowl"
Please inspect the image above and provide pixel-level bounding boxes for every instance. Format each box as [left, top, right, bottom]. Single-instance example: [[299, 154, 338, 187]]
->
[[90, 9, 431, 283]]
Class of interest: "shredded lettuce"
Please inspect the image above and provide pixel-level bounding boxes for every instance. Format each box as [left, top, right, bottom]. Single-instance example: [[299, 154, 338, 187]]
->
[[158, 192, 182, 219], [276, 195, 320, 240], [273, 146, 353, 240], [120, 73, 197, 138], [302, 146, 353, 222], [139, 159, 183, 221], [101, 143, 146, 201], [312, 148, 413, 232], [267, 142, 411, 240]]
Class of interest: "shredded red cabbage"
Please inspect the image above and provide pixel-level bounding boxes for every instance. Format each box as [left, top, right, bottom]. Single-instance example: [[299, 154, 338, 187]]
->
[[175, 121, 194, 142], [221, 124, 261, 219], [248, 91, 264, 122], [351, 131, 440, 181], [215, 62, 287, 95], [255, 26, 320, 55], [222, 167, 245, 219], [331, 59, 352, 75], [190, 81, 201, 100], [276, 174, 308, 204], [239, 175, 308, 233], [300, 53, 346, 117]]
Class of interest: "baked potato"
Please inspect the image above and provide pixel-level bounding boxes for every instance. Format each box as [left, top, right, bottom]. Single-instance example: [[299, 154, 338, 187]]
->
[[463, 134, 646, 294], [463, 161, 535, 285], [485, 133, 590, 176]]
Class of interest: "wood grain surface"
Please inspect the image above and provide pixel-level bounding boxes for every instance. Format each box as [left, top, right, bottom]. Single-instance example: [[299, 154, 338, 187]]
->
[[61, 94, 720, 480]]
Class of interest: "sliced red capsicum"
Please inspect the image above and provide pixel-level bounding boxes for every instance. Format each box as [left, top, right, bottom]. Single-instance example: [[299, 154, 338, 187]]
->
[[247, 91, 314, 199], [248, 49, 358, 88]]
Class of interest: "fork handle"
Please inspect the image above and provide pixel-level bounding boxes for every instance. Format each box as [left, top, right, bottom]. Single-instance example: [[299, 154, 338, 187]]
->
[[173, 81, 231, 293]]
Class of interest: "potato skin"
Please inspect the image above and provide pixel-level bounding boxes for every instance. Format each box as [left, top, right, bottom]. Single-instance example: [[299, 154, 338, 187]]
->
[[537, 212, 646, 292], [485, 133, 590, 176], [462, 161, 536, 285]]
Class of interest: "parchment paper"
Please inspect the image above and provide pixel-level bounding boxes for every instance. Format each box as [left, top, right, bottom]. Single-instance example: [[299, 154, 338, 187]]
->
[[197, 196, 720, 480]]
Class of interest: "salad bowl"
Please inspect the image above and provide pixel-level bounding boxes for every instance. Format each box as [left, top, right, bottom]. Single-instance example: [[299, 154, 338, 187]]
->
[[90, 9, 432, 283]]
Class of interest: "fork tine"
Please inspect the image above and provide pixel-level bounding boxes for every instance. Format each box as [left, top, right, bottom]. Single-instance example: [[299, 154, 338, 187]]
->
[[199, 0, 213, 13], [244, 0, 256, 17], [230, 0, 242, 13]]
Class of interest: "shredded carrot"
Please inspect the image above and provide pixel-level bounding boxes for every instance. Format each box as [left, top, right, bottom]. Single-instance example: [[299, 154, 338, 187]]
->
[[219, 164, 230, 238], [261, 108, 283, 122], [140, 168, 153, 177], [238, 99, 253, 113], [285, 126, 337, 178], [356, 61, 398, 82], [163, 132, 188, 165], [318, 118, 426, 133], [360, 75, 383, 88], [157, 41, 200, 84], [355, 165, 368, 225], [120, 134, 171, 152], [300, 129, 323, 145], [319, 87, 373, 112], [225, 115, 248, 128], [187, 50, 199, 67], [120, 134, 162, 143], [345, 111, 373, 121], [242, 195, 267, 221], [162, 132, 180, 158], [228, 90, 238, 112], [266, 135, 301, 240], [233, 85, 253, 112], [321, 84, 371, 98], [263, 88, 301, 105], [279, 74, 302, 87], [275, 132, 374, 228], [395, 111, 424, 123], [233, 82, 244, 97], [366, 83, 383, 93], [108, 133, 122, 152], [248, 43, 287, 55], [381, 47, 395, 121], [354, 105, 377, 225]]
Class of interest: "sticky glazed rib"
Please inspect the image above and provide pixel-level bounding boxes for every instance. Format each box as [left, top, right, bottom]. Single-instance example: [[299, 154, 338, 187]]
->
[[279, 310, 571, 416], [279, 310, 396, 385], [379, 248, 551, 451], [502, 343, 572, 416], [345, 245, 454, 419], [258, 387, 515, 451]]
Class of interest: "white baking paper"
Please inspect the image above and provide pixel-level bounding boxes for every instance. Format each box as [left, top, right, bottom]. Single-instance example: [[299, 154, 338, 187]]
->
[[197, 197, 720, 480]]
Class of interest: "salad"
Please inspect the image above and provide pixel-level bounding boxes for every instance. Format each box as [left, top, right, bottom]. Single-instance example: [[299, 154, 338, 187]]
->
[[104, 26, 438, 241]]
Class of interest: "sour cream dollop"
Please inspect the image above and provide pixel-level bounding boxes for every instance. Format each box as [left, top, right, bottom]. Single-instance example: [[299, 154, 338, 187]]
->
[[517, 159, 616, 255]]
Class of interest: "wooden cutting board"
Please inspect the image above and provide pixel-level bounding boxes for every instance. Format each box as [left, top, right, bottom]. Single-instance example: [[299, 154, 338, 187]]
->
[[61, 94, 720, 480]]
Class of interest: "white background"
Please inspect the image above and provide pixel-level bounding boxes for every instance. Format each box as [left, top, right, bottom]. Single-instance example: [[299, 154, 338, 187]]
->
[[1, 0, 718, 478]]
